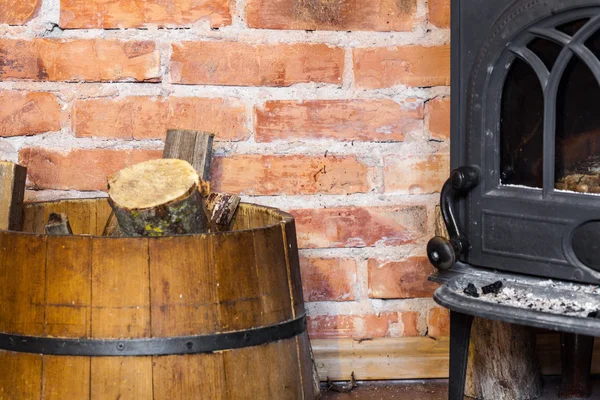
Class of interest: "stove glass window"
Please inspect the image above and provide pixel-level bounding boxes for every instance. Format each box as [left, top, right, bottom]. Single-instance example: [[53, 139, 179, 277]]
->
[[500, 18, 600, 194], [555, 30, 600, 194], [500, 58, 544, 188]]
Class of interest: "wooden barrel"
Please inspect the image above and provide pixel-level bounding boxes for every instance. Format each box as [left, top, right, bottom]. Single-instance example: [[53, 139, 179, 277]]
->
[[0, 198, 316, 400]]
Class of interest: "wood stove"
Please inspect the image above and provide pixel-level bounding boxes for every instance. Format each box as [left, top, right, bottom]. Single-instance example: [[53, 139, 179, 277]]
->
[[429, 2, 600, 399], [428, 0, 600, 283]]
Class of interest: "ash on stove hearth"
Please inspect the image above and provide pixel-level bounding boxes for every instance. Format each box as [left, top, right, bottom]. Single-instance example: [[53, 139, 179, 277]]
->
[[454, 279, 600, 318]]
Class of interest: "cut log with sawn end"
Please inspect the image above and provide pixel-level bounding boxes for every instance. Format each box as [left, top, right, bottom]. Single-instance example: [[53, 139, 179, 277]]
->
[[108, 159, 208, 237]]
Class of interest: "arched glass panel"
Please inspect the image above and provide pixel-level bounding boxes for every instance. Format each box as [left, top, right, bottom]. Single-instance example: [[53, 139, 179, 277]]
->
[[556, 18, 590, 36], [555, 53, 600, 194], [527, 38, 562, 70], [500, 58, 544, 188]]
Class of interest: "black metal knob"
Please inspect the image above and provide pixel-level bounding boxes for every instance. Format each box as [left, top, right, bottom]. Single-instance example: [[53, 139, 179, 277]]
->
[[451, 166, 480, 192], [427, 236, 456, 271]]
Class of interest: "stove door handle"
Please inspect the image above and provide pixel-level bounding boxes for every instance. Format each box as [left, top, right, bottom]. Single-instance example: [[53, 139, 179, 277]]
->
[[427, 166, 480, 270]]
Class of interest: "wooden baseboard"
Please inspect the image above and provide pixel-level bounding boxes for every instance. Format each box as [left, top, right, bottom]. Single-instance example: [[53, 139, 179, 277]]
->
[[312, 333, 600, 381], [312, 336, 449, 381]]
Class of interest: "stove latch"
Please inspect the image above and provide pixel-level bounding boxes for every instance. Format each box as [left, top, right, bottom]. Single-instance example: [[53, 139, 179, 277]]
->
[[427, 166, 480, 270]]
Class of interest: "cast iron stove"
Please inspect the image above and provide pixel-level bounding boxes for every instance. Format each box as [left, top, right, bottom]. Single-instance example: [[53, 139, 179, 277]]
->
[[428, 1, 600, 399]]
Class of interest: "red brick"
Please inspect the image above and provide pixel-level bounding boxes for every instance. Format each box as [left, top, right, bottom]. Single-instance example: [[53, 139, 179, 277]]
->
[[429, 0, 450, 28], [401, 311, 420, 337], [60, 0, 231, 29], [427, 306, 450, 338], [255, 99, 423, 142], [171, 42, 343, 87], [246, 0, 417, 32], [73, 97, 248, 141], [308, 312, 397, 339], [353, 45, 450, 89], [0, 39, 160, 82], [19, 148, 162, 191], [211, 155, 374, 195], [308, 311, 419, 339], [291, 205, 428, 249], [368, 257, 439, 299], [0, 91, 61, 137], [0, 0, 40, 24], [384, 153, 450, 194], [426, 97, 450, 140], [300, 257, 357, 302]]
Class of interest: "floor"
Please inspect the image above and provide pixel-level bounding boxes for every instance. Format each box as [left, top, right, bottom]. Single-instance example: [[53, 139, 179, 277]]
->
[[320, 377, 600, 399], [321, 380, 447, 400]]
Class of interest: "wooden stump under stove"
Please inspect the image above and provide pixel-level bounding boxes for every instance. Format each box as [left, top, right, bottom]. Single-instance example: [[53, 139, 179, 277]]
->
[[0, 198, 316, 400], [466, 319, 542, 400]]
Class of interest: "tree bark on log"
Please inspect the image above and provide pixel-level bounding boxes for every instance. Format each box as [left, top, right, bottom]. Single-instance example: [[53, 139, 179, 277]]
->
[[101, 212, 123, 237], [205, 192, 240, 231], [108, 159, 207, 237], [466, 318, 542, 400]]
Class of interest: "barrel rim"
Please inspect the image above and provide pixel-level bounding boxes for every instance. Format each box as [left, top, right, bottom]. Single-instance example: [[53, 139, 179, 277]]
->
[[8, 198, 295, 239]]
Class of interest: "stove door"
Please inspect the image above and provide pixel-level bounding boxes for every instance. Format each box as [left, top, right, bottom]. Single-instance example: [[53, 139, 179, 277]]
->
[[463, 0, 600, 283]]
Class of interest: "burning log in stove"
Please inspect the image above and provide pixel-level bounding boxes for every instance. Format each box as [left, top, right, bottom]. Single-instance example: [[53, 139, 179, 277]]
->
[[556, 154, 600, 193]]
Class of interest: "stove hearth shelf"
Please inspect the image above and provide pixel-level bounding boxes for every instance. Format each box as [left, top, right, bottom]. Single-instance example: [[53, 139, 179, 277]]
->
[[433, 264, 600, 400], [433, 264, 600, 335]]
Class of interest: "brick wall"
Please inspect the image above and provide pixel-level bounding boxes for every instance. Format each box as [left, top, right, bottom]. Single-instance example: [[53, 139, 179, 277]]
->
[[0, 0, 451, 341]]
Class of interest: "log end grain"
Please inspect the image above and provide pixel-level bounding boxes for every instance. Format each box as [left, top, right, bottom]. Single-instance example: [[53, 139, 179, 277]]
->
[[108, 159, 207, 236], [108, 159, 199, 210]]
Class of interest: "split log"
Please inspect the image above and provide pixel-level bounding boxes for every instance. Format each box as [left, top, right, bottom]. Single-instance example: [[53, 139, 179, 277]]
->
[[0, 161, 27, 231], [108, 159, 208, 237], [101, 212, 123, 237], [45, 213, 73, 235], [206, 192, 240, 231], [466, 319, 542, 400], [163, 129, 215, 180]]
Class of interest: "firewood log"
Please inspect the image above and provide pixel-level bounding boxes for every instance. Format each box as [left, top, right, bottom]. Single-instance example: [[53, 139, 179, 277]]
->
[[102, 130, 215, 236], [466, 320, 542, 400], [205, 192, 240, 231], [45, 213, 73, 235], [101, 212, 123, 237], [163, 129, 215, 181], [107, 159, 208, 236], [0, 161, 27, 231]]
